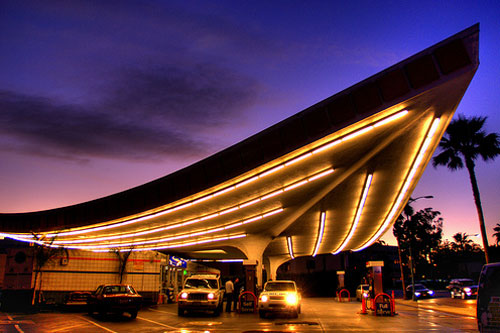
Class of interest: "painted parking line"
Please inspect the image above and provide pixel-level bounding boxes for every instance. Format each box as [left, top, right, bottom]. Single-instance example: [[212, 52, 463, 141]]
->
[[78, 316, 118, 333], [137, 316, 178, 329]]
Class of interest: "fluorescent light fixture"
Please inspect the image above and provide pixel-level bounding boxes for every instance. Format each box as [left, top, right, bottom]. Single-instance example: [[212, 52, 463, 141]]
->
[[287, 236, 295, 259], [41, 168, 332, 247], [259, 165, 284, 177], [354, 118, 440, 252], [285, 153, 312, 166], [333, 173, 373, 255], [54, 208, 283, 249], [312, 211, 326, 257]]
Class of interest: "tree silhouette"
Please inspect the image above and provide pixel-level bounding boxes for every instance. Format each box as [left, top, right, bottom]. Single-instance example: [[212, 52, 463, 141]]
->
[[433, 115, 500, 263], [393, 207, 443, 281], [493, 223, 500, 246], [31, 234, 66, 306], [112, 248, 133, 283]]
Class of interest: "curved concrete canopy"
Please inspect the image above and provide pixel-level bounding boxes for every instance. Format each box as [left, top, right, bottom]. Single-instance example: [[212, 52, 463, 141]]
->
[[1, 25, 479, 268]]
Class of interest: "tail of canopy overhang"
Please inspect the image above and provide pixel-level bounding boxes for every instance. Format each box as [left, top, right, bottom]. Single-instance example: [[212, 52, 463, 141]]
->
[[1, 24, 479, 263]]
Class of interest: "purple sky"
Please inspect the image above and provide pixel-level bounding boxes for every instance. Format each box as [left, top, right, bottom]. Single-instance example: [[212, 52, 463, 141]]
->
[[1, 1, 499, 246]]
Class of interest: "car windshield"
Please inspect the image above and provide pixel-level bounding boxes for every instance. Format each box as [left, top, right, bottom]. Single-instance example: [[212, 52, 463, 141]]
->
[[361, 285, 369, 291], [185, 278, 218, 289], [103, 285, 136, 295], [264, 282, 296, 292]]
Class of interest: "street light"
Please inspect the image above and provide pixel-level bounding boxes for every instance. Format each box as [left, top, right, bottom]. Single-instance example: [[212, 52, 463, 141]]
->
[[399, 195, 433, 301]]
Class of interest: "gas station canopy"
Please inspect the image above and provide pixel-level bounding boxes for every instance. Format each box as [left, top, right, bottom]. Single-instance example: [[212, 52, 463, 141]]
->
[[0, 25, 479, 274]]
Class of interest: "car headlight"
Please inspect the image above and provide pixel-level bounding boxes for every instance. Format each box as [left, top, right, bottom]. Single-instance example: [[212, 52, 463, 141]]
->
[[181, 292, 188, 299], [414, 292, 421, 297], [464, 287, 471, 292], [285, 294, 298, 305], [260, 295, 268, 303], [208, 293, 215, 300], [363, 292, 369, 298], [428, 290, 434, 296]]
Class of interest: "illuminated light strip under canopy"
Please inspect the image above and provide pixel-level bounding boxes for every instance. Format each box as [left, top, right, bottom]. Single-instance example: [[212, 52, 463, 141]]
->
[[287, 236, 295, 259], [353, 118, 441, 252], [45, 168, 333, 245], [96, 233, 248, 253], [57, 208, 283, 250], [332, 173, 373, 255], [312, 211, 326, 257], [12, 109, 408, 240]]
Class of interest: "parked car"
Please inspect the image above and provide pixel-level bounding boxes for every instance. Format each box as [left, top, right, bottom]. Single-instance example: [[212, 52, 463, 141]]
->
[[87, 284, 142, 318], [447, 278, 478, 299], [177, 274, 224, 316], [258, 280, 301, 318], [356, 284, 370, 301], [405, 283, 434, 299], [65, 291, 91, 306], [477, 262, 500, 332]]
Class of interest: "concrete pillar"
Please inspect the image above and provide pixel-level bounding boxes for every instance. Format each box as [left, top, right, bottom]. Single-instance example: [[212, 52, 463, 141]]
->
[[237, 235, 271, 289], [265, 256, 290, 281]]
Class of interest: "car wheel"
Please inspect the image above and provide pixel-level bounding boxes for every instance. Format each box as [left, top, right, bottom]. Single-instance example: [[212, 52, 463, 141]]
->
[[259, 310, 266, 318], [291, 310, 299, 318], [129, 310, 138, 319], [87, 305, 94, 315], [178, 308, 184, 316], [298, 304, 301, 314]]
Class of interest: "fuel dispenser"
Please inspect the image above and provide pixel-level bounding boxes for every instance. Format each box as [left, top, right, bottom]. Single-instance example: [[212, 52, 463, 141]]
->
[[364, 261, 394, 316]]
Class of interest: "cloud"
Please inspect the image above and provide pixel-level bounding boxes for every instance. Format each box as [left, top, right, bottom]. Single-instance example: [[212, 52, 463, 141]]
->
[[0, 63, 260, 162], [105, 63, 259, 131]]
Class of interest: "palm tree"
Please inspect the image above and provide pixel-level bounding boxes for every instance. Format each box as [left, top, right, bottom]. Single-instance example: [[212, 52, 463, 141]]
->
[[493, 223, 500, 246], [451, 232, 474, 252], [433, 115, 500, 263]]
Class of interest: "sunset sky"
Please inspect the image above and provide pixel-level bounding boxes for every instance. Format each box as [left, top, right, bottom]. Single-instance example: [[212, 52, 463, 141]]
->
[[1, 1, 499, 246]]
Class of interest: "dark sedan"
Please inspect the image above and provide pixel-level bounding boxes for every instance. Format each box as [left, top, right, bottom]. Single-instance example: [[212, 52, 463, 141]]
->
[[406, 284, 435, 299], [87, 284, 142, 318]]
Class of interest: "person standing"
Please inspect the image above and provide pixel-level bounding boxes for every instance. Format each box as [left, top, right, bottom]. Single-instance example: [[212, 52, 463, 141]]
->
[[232, 278, 240, 312], [225, 278, 234, 312]]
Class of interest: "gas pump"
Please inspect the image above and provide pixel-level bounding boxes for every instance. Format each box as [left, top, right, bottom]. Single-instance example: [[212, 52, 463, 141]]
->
[[366, 261, 383, 310], [364, 261, 393, 315]]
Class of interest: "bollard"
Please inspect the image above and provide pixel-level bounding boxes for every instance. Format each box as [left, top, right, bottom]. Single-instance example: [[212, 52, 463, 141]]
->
[[360, 296, 368, 314], [391, 290, 396, 314]]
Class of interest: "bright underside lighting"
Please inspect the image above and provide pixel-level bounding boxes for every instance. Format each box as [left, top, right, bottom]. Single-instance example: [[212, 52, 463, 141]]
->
[[8, 109, 407, 243], [55, 208, 284, 250], [103, 233, 248, 253], [287, 236, 295, 259], [312, 211, 326, 257], [40, 168, 332, 247], [353, 118, 441, 252], [332, 173, 373, 255]]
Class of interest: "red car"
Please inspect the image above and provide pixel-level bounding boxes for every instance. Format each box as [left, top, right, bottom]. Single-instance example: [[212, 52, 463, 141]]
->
[[87, 284, 142, 319]]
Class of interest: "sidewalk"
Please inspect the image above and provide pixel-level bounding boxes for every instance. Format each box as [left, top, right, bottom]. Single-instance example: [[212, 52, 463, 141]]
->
[[395, 298, 476, 318]]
